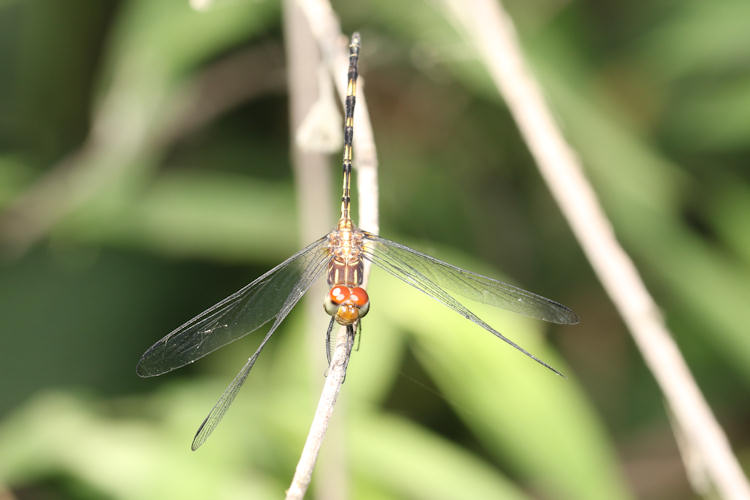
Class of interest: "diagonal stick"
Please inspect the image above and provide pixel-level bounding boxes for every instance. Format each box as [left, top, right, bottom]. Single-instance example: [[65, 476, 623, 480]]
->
[[437, 0, 750, 498]]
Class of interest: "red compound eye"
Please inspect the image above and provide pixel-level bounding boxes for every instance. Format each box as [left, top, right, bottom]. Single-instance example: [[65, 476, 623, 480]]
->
[[328, 286, 351, 305], [324, 286, 370, 321], [349, 287, 370, 318], [325, 286, 351, 317], [349, 287, 369, 306]]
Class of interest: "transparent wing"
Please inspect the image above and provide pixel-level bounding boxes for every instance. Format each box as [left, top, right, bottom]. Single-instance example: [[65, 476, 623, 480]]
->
[[137, 235, 332, 377], [361, 233, 576, 375], [363, 233, 578, 324], [191, 245, 332, 450]]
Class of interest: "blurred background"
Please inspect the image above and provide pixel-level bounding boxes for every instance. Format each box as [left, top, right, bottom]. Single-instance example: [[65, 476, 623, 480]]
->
[[1, 0, 749, 499]]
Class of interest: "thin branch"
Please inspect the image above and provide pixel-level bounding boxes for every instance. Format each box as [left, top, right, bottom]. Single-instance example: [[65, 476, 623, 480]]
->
[[296, 0, 380, 239], [282, 1, 346, 499], [285, 1, 380, 498], [286, 327, 354, 500], [437, 0, 750, 499]]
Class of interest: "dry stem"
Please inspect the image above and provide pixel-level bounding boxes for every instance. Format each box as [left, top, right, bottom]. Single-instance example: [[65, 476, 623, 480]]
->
[[283, 1, 345, 498], [437, 0, 750, 498], [285, 0, 379, 498]]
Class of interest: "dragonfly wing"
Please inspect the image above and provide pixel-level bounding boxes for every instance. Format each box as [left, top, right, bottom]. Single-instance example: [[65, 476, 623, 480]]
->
[[361, 233, 568, 376], [191, 244, 332, 450], [362, 233, 578, 324], [192, 353, 255, 450], [137, 235, 332, 377]]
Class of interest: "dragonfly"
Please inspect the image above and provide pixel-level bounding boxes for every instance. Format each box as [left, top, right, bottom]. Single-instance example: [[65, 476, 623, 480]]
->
[[136, 32, 579, 451]]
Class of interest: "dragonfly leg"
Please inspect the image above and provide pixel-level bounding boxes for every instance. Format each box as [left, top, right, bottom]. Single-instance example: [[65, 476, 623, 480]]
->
[[342, 325, 355, 384], [323, 317, 336, 377], [325, 317, 335, 367], [354, 321, 362, 352]]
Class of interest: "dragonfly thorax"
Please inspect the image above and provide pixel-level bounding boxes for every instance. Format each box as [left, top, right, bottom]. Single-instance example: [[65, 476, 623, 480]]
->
[[327, 223, 365, 288]]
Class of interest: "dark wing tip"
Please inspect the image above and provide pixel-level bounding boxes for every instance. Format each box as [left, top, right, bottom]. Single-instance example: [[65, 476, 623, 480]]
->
[[549, 304, 580, 325], [562, 309, 580, 325], [191, 416, 210, 451], [191, 434, 205, 452]]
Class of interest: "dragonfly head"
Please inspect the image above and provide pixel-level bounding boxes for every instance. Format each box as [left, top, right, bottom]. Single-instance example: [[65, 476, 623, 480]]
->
[[324, 285, 370, 326]]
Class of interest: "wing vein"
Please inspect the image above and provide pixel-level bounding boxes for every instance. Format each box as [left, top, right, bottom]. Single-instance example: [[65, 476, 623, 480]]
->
[[361, 234, 565, 376]]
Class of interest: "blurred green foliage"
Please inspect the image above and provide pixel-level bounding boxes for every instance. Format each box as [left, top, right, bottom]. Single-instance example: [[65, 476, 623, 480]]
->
[[1, 0, 749, 499]]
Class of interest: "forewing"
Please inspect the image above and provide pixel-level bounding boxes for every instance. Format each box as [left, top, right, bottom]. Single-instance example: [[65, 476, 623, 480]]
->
[[137, 236, 331, 377], [362, 233, 578, 324], [361, 233, 569, 375], [191, 241, 332, 450]]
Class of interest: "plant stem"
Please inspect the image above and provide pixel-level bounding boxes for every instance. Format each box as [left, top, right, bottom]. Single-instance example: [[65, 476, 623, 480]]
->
[[437, 0, 750, 498], [285, 0, 380, 497]]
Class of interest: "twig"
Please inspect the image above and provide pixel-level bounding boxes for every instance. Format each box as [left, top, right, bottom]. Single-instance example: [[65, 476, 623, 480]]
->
[[296, 0, 380, 239], [282, 1, 345, 499], [437, 0, 750, 498], [286, 327, 355, 500], [285, 1, 379, 498]]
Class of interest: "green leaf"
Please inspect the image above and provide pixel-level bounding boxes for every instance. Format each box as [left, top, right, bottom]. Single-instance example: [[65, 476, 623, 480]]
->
[[350, 412, 528, 500], [60, 169, 300, 262], [0, 391, 283, 499], [368, 246, 631, 500]]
